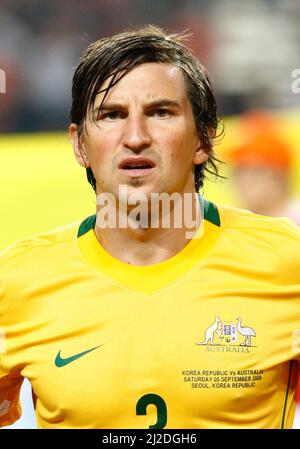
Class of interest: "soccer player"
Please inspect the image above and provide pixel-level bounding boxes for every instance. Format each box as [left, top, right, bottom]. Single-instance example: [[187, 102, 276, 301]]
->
[[0, 25, 299, 429]]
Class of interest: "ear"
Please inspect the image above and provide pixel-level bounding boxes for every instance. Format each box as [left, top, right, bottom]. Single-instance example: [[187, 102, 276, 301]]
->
[[69, 123, 90, 168], [193, 128, 215, 166], [193, 140, 209, 166]]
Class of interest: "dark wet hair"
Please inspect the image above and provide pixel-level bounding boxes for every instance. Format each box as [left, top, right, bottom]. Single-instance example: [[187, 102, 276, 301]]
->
[[70, 24, 224, 192]]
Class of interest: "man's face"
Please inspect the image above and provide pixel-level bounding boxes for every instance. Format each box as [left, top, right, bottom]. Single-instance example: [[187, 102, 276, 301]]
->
[[70, 62, 208, 200]]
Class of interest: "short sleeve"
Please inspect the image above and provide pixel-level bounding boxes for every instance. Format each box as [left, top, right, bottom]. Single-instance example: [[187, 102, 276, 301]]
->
[[0, 352, 23, 427], [0, 246, 24, 427]]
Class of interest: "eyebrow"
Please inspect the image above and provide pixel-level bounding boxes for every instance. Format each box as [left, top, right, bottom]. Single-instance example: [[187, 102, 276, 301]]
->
[[93, 99, 181, 115], [145, 99, 181, 109]]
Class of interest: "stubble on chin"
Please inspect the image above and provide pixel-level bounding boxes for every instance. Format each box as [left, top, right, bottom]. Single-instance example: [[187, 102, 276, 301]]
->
[[127, 178, 144, 188]]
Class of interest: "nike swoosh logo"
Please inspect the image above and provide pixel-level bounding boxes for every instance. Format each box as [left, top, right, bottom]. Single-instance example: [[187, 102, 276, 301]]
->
[[55, 345, 103, 367]]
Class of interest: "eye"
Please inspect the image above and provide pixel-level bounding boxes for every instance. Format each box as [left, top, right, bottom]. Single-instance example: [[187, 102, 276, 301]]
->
[[98, 110, 125, 121], [151, 108, 171, 118]]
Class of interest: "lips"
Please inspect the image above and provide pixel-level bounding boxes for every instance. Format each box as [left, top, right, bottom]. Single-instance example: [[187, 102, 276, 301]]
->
[[118, 157, 156, 170]]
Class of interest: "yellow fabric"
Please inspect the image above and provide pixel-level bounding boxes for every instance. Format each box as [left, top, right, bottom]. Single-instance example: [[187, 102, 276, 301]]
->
[[0, 200, 299, 429]]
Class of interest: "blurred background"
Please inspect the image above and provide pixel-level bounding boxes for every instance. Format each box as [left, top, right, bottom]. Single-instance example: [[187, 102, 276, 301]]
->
[[1, 0, 300, 131], [0, 0, 299, 429]]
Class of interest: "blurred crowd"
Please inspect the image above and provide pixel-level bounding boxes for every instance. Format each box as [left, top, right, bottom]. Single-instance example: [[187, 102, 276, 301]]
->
[[1, 0, 300, 133]]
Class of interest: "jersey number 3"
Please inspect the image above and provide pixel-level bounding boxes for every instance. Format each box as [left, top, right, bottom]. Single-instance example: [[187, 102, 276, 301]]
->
[[136, 394, 167, 429]]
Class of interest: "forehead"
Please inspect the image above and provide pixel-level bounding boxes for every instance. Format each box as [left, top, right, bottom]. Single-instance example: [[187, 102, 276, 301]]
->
[[95, 62, 189, 106]]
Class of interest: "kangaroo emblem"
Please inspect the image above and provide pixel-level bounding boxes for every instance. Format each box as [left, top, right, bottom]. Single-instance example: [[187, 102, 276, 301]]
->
[[196, 316, 221, 345]]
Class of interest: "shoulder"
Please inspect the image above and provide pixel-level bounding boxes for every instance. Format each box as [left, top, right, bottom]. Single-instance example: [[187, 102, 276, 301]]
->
[[215, 202, 300, 271], [0, 220, 84, 322], [218, 203, 300, 238], [0, 220, 81, 271]]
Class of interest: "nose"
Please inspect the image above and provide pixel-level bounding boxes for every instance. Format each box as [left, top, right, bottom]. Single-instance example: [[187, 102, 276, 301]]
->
[[122, 114, 151, 152]]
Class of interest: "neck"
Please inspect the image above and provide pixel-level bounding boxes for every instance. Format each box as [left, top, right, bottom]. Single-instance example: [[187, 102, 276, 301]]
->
[[94, 191, 202, 266]]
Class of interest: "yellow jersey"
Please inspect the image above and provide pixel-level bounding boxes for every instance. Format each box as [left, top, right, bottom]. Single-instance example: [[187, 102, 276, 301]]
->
[[0, 198, 300, 429]]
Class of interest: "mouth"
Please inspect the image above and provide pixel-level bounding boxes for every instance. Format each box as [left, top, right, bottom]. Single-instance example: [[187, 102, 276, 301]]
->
[[118, 157, 156, 177]]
